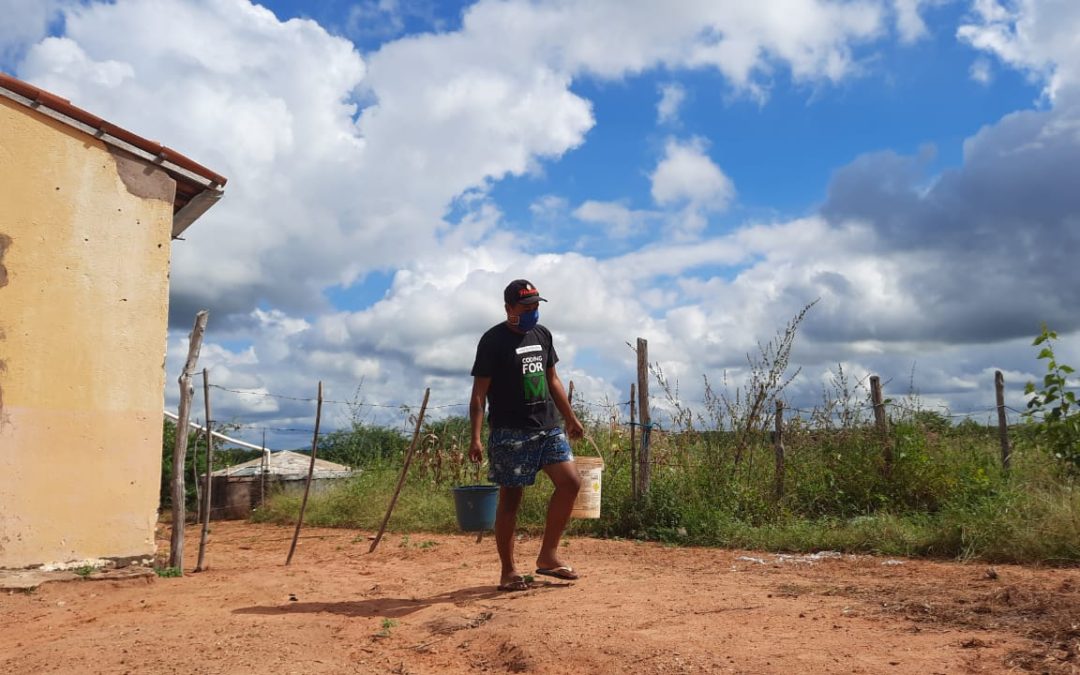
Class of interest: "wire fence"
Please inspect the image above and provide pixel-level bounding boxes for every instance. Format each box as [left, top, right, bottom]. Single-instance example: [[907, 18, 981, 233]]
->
[[164, 373, 1066, 514], [204, 382, 1037, 421], [184, 374, 1043, 452]]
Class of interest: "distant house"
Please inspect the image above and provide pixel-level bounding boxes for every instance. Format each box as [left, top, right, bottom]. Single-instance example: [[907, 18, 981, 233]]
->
[[0, 73, 226, 569], [209, 451, 355, 520]]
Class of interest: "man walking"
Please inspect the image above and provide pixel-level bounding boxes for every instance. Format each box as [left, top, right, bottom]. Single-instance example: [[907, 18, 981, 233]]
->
[[469, 279, 584, 591]]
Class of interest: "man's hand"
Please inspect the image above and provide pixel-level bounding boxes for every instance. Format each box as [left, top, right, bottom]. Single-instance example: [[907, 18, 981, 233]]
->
[[565, 416, 584, 441], [469, 438, 484, 463], [469, 377, 490, 464]]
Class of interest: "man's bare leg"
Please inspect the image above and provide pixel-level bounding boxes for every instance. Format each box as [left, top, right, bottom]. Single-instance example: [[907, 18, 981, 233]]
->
[[536, 461, 581, 572], [496, 486, 524, 586]]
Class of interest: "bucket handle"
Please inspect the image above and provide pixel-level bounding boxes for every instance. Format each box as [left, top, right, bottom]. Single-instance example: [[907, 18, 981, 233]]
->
[[576, 431, 605, 466]]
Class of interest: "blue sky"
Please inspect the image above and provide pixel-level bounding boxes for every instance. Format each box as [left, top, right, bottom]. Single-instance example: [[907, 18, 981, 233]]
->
[[3, 0, 1079, 448]]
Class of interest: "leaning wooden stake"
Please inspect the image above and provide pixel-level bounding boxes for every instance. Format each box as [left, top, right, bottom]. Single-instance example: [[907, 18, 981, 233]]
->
[[773, 400, 785, 502], [369, 388, 431, 554], [567, 380, 575, 405], [260, 429, 267, 507], [195, 368, 214, 572], [473, 436, 486, 545], [286, 381, 324, 566], [995, 370, 1012, 472], [169, 310, 209, 572]]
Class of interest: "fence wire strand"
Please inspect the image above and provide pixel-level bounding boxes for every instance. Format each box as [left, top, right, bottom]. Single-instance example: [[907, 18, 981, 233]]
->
[[186, 375, 1046, 451]]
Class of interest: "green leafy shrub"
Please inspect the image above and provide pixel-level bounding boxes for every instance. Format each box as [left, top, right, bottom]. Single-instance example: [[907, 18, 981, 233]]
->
[[318, 423, 408, 468], [1023, 325, 1080, 472]]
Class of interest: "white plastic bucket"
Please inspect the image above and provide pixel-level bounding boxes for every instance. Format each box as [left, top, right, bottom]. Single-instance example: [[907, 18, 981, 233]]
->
[[571, 456, 604, 519]]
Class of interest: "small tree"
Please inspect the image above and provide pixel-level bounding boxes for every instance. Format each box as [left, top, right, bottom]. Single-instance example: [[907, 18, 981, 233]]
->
[[651, 300, 817, 473], [716, 300, 817, 467], [1023, 325, 1080, 472]]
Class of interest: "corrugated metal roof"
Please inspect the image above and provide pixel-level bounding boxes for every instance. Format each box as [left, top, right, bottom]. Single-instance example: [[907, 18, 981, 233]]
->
[[212, 451, 354, 480]]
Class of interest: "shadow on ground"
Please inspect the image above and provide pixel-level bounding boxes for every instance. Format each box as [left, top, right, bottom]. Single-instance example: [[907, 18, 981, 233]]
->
[[233, 581, 570, 618]]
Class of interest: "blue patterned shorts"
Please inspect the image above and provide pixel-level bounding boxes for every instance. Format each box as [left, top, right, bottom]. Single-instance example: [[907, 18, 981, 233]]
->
[[487, 427, 574, 487]]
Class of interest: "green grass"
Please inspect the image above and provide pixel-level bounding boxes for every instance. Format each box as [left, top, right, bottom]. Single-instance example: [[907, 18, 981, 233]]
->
[[255, 421, 1080, 564], [254, 462, 460, 532], [375, 618, 397, 638]]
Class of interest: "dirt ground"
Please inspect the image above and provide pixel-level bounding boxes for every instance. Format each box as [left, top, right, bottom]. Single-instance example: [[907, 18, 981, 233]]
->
[[2, 522, 1078, 675]]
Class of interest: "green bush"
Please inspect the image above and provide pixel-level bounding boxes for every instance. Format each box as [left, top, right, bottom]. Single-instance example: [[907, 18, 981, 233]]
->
[[318, 423, 408, 469], [1023, 325, 1080, 472]]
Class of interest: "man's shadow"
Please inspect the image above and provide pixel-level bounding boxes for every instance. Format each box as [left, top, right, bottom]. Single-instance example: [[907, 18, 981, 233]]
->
[[233, 581, 569, 619]]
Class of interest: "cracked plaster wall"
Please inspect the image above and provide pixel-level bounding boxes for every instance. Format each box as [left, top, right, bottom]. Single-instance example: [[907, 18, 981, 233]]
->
[[0, 95, 176, 568]]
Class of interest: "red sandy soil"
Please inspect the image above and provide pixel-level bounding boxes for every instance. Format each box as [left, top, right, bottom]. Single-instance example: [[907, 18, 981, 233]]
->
[[2, 521, 1078, 674]]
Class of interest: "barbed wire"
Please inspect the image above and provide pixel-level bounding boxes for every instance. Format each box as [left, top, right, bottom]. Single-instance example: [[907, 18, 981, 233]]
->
[[207, 384, 468, 410], [650, 397, 1037, 423], [196, 380, 1047, 437], [206, 382, 636, 414], [575, 399, 631, 410]]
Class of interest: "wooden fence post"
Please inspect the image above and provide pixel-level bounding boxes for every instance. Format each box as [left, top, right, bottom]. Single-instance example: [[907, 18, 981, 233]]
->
[[995, 370, 1012, 473], [169, 310, 208, 572], [286, 381, 324, 565], [636, 338, 651, 499], [629, 383, 637, 501], [195, 368, 213, 572], [773, 400, 785, 502], [370, 388, 431, 553], [191, 427, 201, 521], [260, 429, 268, 507], [870, 375, 892, 476], [567, 380, 574, 405]]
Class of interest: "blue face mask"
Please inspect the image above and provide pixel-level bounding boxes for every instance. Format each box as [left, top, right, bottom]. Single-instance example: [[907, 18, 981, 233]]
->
[[515, 308, 540, 331]]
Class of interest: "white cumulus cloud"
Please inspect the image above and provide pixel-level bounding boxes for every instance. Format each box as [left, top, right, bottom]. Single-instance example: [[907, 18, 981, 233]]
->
[[958, 0, 1080, 102], [650, 137, 735, 218], [657, 82, 686, 125], [9, 0, 1072, 441]]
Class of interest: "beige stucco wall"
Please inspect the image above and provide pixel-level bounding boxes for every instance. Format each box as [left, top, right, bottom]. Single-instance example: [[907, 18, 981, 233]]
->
[[0, 96, 176, 568]]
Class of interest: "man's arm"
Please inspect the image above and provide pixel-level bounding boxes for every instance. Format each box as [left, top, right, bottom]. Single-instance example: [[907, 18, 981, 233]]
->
[[547, 366, 584, 440], [469, 376, 491, 462]]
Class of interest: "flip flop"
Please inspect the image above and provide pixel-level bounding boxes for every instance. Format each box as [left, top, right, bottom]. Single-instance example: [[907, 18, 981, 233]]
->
[[497, 577, 530, 592], [534, 566, 578, 580]]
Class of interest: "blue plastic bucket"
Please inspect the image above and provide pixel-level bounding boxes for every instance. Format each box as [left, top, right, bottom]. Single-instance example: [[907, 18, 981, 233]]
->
[[451, 484, 499, 532]]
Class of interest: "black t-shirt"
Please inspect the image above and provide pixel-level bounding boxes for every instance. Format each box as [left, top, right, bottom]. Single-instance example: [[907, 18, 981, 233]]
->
[[470, 322, 560, 430]]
